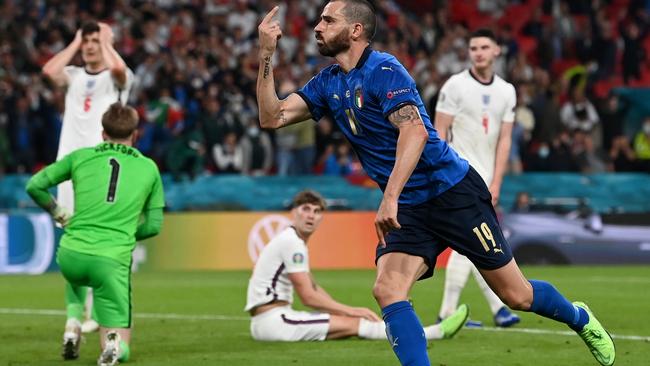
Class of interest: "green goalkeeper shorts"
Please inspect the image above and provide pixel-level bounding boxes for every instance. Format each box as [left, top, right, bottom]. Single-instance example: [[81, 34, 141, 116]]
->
[[57, 247, 132, 328]]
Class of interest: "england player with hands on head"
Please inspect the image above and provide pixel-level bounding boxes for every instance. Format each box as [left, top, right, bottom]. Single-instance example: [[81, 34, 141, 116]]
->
[[256, 1, 614, 365], [42, 20, 134, 334], [26, 103, 163, 366], [434, 29, 520, 329], [245, 190, 468, 342]]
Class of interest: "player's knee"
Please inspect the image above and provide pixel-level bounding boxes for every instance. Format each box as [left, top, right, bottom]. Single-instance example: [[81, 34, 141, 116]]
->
[[372, 277, 407, 305], [501, 290, 533, 310]]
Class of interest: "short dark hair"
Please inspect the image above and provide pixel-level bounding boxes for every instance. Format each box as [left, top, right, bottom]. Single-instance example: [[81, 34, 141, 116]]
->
[[81, 21, 100, 37], [291, 190, 326, 211], [469, 28, 497, 43], [101, 103, 139, 139], [333, 0, 377, 41]]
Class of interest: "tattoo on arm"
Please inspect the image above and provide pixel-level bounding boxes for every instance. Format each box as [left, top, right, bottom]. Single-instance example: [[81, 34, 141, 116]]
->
[[388, 104, 423, 128], [279, 111, 287, 127], [262, 57, 271, 79]]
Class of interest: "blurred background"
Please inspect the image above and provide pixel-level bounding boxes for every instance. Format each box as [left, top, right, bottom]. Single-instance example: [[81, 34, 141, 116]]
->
[[0, 0, 649, 274]]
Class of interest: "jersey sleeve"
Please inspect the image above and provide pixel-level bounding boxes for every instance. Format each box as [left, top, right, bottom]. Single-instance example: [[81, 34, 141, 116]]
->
[[435, 77, 461, 116], [63, 66, 81, 80], [26, 153, 74, 209], [143, 164, 165, 211], [368, 61, 420, 118], [503, 84, 516, 123], [296, 70, 329, 121], [281, 238, 310, 273]]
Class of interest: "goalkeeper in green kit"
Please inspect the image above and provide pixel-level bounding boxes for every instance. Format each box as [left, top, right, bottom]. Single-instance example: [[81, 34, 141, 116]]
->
[[26, 103, 164, 366]]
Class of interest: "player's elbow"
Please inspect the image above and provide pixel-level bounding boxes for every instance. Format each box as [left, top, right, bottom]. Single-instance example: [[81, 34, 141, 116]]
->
[[296, 290, 317, 308], [258, 117, 276, 129]]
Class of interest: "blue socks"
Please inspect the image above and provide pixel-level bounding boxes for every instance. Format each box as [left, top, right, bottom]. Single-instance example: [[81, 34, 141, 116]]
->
[[529, 280, 589, 332], [381, 301, 430, 366]]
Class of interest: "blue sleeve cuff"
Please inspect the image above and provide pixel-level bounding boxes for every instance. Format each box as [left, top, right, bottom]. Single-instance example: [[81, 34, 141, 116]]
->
[[383, 101, 418, 119], [295, 91, 322, 121]]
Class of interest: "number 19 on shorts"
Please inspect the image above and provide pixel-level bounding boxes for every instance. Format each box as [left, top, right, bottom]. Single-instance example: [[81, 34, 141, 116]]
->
[[473, 222, 503, 254]]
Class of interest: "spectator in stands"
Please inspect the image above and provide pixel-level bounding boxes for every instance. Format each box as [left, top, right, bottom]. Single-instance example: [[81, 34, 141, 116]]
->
[[510, 85, 536, 174], [213, 131, 243, 174], [608, 135, 637, 172], [549, 130, 579, 172], [8, 94, 37, 173], [572, 130, 607, 174], [633, 117, 650, 171], [241, 118, 273, 176], [621, 21, 645, 84], [166, 122, 206, 182], [512, 191, 532, 213], [560, 88, 600, 133], [598, 94, 625, 151], [323, 141, 355, 177]]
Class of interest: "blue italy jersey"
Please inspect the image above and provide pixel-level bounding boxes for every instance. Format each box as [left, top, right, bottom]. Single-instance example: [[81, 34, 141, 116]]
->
[[297, 48, 469, 206]]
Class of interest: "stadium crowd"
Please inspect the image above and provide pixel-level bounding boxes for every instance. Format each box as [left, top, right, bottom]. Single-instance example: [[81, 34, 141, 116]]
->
[[1, 0, 649, 180]]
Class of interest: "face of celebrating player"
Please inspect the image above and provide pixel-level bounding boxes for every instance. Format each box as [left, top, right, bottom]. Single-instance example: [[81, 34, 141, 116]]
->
[[314, 2, 353, 57], [292, 203, 324, 238], [468, 36, 500, 72], [81, 32, 102, 66]]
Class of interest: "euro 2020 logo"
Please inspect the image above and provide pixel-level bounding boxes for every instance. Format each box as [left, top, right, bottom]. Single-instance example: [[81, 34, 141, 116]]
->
[[247, 214, 292, 263]]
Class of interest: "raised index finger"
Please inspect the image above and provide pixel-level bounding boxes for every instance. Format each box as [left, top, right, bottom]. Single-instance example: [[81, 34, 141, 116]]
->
[[261, 6, 280, 25]]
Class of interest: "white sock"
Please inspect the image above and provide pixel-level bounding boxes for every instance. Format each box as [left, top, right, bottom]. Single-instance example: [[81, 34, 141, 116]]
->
[[471, 266, 505, 315], [64, 318, 81, 339], [357, 318, 387, 340], [84, 288, 94, 321], [439, 251, 472, 318], [423, 324, 443, 340]]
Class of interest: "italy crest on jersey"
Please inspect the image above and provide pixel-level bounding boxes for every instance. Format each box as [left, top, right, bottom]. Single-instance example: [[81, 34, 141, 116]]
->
[[354, 87, 364, 109]]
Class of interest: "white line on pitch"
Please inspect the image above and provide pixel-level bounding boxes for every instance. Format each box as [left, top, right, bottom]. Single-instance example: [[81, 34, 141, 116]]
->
[[0, 308, 248, 321], [2, 308, 649, 342], [466, 325, 650, 342]]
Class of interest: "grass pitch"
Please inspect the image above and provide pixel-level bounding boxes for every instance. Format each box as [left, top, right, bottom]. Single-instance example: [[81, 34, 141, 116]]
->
[[1, 266, 649, 365]]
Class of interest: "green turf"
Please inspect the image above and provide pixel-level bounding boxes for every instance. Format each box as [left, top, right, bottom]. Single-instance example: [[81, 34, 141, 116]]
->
[[1, 266, 649, 365]]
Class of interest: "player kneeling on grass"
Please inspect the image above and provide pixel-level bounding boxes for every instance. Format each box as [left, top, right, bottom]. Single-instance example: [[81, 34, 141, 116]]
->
[[26, 103, 165, 366], [245, 190, 469, 342]]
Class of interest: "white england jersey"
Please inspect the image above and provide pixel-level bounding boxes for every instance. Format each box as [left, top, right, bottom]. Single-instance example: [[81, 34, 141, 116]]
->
[[436, 69, 516, 185], [56, 66, 133, 212], [57, 65, 133, 157], [245, 227, 310, 311]]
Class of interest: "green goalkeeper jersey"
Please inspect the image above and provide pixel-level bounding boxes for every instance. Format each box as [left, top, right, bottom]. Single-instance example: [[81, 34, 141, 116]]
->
[[29, 142, 164, 265]]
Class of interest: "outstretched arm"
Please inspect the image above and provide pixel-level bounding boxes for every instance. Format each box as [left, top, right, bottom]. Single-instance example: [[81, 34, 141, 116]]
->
[[42, 30, 82, 87], [375, 105, 429, 246], [98, 23, 128, 89], [288, 272, 381, 321], [256, 6, 311, 129]]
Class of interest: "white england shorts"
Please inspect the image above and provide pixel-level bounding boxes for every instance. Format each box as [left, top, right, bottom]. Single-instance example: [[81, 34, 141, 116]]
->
[[250, 305, 330, 341]]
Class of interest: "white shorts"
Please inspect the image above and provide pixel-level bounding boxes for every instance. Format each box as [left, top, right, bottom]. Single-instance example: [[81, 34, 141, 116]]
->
[[250, 305, 330, 341]]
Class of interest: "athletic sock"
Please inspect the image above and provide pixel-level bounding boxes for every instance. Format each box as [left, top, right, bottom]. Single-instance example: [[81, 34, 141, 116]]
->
[[529, 280, 589, 332], [423, 324, 443, 340], [439, 251, 472, 318], [472, 267, 505, 315], [358, 318, 387, 340], [118, 340, 130, 362], [382, 301, 430, 366]]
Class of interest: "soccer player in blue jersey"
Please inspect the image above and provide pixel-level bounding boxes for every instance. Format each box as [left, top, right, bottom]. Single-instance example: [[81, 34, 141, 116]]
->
[[256, 2, 615, 365]]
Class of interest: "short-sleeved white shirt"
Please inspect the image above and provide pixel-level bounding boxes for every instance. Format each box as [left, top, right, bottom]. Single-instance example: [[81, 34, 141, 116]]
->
[[57, 66, 133, 158], [436, 69, 516, 185], [245, 227, 310, 311]]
